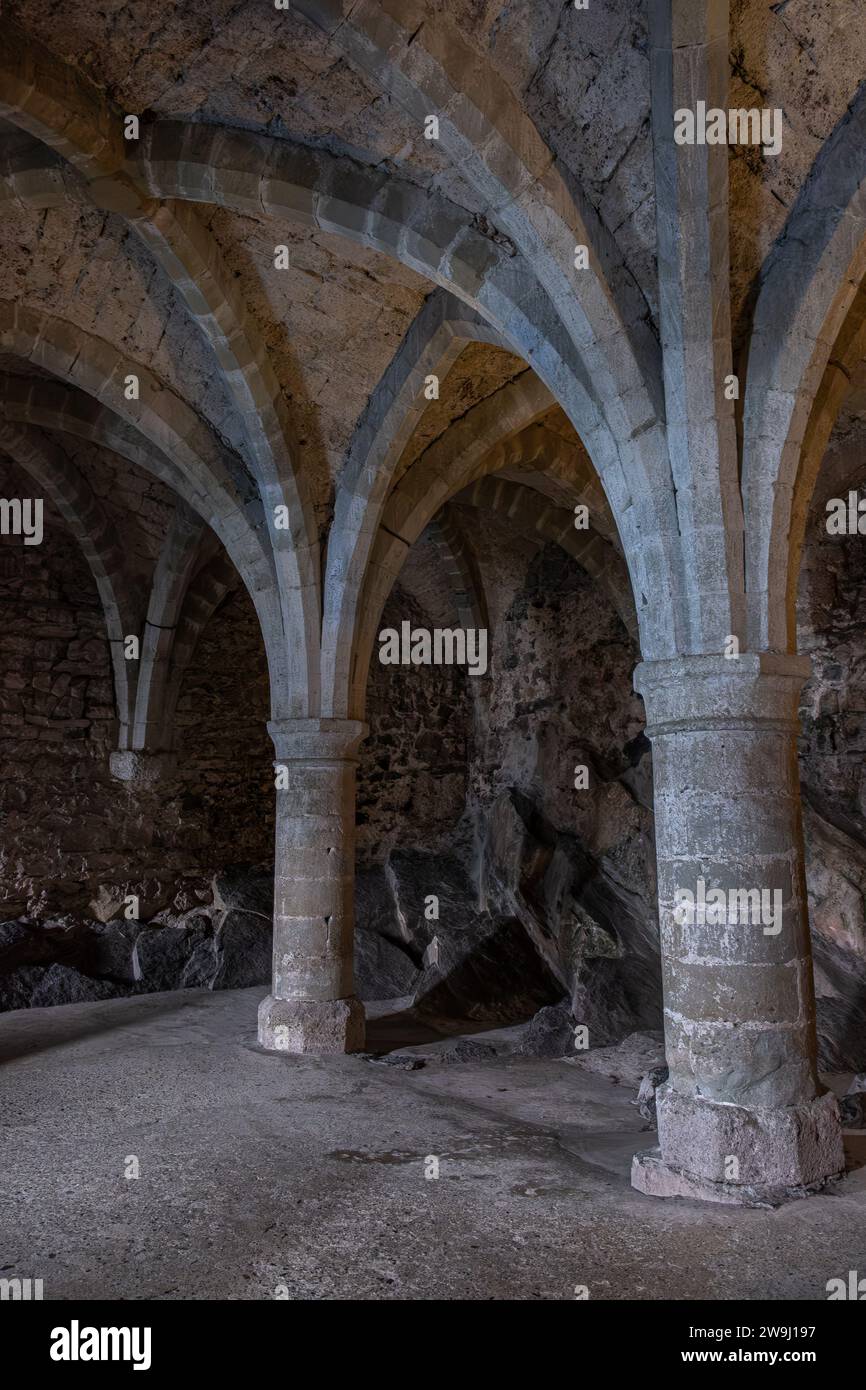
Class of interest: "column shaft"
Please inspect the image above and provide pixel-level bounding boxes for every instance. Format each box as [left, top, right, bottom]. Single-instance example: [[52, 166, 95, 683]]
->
[[633, 654, 843, 1202], [258, 718, 366, 1054]]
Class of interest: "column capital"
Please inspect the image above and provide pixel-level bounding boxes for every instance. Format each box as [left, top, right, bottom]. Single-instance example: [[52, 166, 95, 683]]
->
[[267, 717, 367, 762], [634, 652, 812, 737], [109, 750, 177, 785]]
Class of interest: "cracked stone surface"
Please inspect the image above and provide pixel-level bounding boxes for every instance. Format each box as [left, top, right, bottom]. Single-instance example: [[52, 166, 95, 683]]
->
[[1, 985, 865, 1299]]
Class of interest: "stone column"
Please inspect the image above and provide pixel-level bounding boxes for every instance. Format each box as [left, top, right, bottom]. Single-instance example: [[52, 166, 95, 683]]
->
[[632, 653, 843, 1204], [258, 717, 366, 1054]]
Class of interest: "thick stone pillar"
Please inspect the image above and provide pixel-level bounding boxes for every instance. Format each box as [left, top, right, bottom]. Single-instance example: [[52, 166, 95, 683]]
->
[[632, 653, 844, 1204], [258, 717, 366, 1055]]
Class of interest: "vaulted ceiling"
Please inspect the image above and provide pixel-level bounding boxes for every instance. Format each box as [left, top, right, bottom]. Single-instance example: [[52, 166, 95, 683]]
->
[[1, 0, 864, 713]]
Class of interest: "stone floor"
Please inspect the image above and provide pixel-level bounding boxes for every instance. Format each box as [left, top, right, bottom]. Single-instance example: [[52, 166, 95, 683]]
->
[[1, 986, 865, 1301]]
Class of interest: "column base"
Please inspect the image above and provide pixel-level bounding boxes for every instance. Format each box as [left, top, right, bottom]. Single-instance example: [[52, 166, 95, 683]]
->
[[632, 1086, 844, 1204], [257, 994, 365, 1055], [631, 1148, 841, 1208]]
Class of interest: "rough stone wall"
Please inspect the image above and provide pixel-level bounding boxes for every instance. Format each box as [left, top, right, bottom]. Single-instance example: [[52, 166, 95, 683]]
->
[[358, 584, 473, 866], [0, 483, 482, 1011], [466, 521, 660, 1044], [348, 520, 658, 1031], [798, 431, 866, 1070], [1, 456, 117, 916]]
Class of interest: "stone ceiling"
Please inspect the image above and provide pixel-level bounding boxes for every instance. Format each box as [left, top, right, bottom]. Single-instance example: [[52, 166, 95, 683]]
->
[[1, 0, 865, 619]]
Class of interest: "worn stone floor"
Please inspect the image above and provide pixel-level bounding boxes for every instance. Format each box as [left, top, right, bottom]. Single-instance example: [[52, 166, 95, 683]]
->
[[1, 986, 865, 1301]]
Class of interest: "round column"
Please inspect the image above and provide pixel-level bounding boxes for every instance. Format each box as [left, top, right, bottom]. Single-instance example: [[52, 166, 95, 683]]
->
[[258, 717, 366, 1054], [632, 653, 843, 1202]]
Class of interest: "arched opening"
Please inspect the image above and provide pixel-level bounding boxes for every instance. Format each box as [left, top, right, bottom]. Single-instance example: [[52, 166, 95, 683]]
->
[[346, 355, 661, 1057], [0, 428, 278, 1004]]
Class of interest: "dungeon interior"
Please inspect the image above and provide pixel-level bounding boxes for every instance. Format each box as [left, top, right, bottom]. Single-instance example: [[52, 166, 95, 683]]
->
[[1, 0, 866, 1302]]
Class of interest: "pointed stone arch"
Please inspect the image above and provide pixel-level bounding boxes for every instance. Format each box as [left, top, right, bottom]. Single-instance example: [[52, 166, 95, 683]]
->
[[294, 0, 691, 652], [0, 333, 292, 718], [783, 281, 866, 644], [458, 476, 637, 642], [0, 18, 322, 707], [742, 85, 866, 651], [133, 119, 686, 657], [132, 511, 240, 755], [321, 288, 509, 715], [426, 502, 490, 638], [130, 503, 208, 755], [0, 418, 139, 745], [347, 403, 641, 715]]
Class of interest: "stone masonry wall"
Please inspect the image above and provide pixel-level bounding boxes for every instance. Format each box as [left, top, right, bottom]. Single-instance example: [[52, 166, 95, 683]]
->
[[0, 457, 273, 918], [358, 586, 473, 866]]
